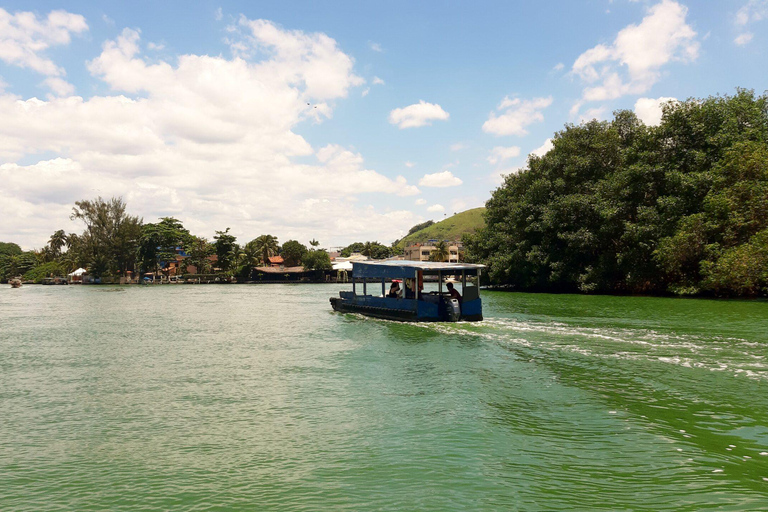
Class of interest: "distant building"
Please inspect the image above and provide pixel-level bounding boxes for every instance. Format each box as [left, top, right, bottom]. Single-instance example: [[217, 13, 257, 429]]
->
[[267, 255, 284, 267], [403, 242, 462, 263]]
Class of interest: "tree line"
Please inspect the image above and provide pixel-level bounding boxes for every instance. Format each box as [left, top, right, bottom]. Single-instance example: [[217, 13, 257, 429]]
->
[[464, 89, 768, 297], [1, 202, 460, 284], [0, 198, 334, 283]]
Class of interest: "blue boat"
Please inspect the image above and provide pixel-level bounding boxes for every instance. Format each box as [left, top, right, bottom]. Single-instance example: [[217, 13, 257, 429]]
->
[[330, 260, 485, 322]]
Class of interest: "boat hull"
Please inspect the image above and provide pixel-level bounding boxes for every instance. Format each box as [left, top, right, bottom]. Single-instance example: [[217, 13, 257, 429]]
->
[[330, 296, 483, 323]]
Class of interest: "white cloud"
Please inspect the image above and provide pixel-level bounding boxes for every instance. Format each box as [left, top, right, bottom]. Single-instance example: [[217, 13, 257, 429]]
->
[[733, 1, 766, 44], [580, 106, 608, 122], [361, 87, 370, 97], [553, 62, 564, 71], [418, 171, 463, 188], [487, 145, 521, 164], [372, 76, 385, 85], [230, 17, 365, 99], [531, 138, 553, 157], [369, 41, 383, 52], [389, 100, 450, 129], [634, 96, 677, 125], [147, 41, 165, 51], [0, 8, 88, 90], [215, 7, 223, 21], [570, 0, 698, 115], [482, 96, 553, 136], [42, 77, 75, 97], [0, 16, 421, 249], [415, 198, 427, 205], [734, 32, 754, 45], [450, 142, 466, 151], [736, 0, 768, 25], [404, 161, 415, 168], [427, 204, 445, 213]]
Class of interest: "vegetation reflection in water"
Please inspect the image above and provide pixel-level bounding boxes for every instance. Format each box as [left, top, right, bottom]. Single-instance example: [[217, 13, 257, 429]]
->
[[1, 284, 766, 511]]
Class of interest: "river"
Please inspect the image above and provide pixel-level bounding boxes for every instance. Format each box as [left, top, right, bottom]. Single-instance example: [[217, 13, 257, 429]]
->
[[1, 284, 766, 511]]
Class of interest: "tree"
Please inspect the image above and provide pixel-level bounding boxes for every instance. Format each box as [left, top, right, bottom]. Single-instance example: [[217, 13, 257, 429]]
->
[[340, 242, 365, 257], [309, 238, 320, 248], [281, 240, 308, 266], [70, 197, 142, 277], [213, 228, 238, 272], [429, 240, 449, 262], [48, 230, 67, 258], [341, 241, 392, 259], [138, 217, 191, 274], [251, 234, 279, 266], [465, 89, 768, 296], [302, 249, 332, 271], [0, 242, 22, 257], [184, 236, 214, 274], [242, 240, 261, 268], [407, 220, 434, 235], [0, 251, 37, 281]]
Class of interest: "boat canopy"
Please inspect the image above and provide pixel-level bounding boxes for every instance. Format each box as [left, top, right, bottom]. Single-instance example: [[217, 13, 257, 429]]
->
[[352, 260, 485, 280]]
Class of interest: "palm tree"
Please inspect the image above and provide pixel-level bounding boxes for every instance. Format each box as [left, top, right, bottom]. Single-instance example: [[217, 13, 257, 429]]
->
[[48, 230, 67, 257], [309, 238, 320, 248], [429, 240, 449, 262], [252, 235, 279, 266], [242, 241, 261, 268], [230, 243, 243, 272]]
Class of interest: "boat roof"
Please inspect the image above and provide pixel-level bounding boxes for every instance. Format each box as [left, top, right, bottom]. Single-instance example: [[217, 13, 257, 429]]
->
[[352, 260, 485, 279]]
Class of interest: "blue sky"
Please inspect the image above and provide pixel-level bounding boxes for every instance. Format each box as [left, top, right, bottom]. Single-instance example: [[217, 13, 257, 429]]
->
[[1, 0, 766, 250]]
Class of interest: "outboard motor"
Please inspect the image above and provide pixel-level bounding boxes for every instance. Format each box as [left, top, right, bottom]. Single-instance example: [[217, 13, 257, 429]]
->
[[445, 298, 461, 322]]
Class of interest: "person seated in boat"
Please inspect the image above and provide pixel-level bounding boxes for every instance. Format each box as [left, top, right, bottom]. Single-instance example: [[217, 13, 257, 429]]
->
[[404, 278, 416, 299], [387, 281, 401, 298], [446, 282, 462, 303]]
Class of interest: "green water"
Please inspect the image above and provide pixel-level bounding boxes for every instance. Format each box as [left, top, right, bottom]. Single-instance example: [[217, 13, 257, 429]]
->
[[1, 284, 767, 511]]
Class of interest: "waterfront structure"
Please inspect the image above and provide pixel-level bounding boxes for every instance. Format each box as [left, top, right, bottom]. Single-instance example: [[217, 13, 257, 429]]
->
[[403, 241, 462, 263]]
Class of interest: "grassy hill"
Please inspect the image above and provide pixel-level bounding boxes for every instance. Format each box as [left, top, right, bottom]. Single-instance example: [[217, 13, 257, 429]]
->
[[395, 207, 485, 249]]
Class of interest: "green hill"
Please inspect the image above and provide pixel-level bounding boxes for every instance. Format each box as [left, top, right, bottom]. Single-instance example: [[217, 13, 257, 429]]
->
[[395, 207, 485, 249]]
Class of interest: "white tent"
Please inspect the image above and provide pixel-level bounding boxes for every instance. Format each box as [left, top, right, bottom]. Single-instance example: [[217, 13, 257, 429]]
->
[[332, 261, 354, 271], [68, 268, 87, 276]]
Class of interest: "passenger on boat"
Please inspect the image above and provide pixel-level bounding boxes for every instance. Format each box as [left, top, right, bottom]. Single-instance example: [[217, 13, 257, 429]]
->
[[446, 282, 462, 303], [387, 281, 401, 298], [404, 278, 419, 299]]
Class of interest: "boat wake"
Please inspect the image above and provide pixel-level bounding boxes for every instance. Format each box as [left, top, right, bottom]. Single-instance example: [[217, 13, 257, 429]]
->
[[409, 317, 768, 382]]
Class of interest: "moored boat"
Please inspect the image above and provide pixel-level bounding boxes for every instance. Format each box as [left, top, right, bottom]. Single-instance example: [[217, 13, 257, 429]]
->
[[9, 277, 22, 288], [330, 260, 485, 322]]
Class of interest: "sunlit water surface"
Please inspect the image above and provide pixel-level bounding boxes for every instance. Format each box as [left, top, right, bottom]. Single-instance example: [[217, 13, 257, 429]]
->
[[1, 284, 767, 511]]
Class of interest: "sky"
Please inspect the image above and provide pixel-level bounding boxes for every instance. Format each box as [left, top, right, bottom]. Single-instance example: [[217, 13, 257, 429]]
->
[[1, 0, 766, 250]]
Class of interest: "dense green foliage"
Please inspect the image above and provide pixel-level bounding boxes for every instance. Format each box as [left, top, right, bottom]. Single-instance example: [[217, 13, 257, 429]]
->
[[70, 197, 143, 277], [395, 208, 485, 250], [22, 261, 68, 283], [250, 234, 280, 266], [138, 217, 191, 274], [281, 240, 308, 266], [0, 250, 37, 281], [1, 196, 331, 283], [213, 228, 238, 272], [302, 249, 332, 271], [465, 90, 768, 297], [340, 241, 393, 259], [0, 242, 22, 256], [407, 220, 434, 236]]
